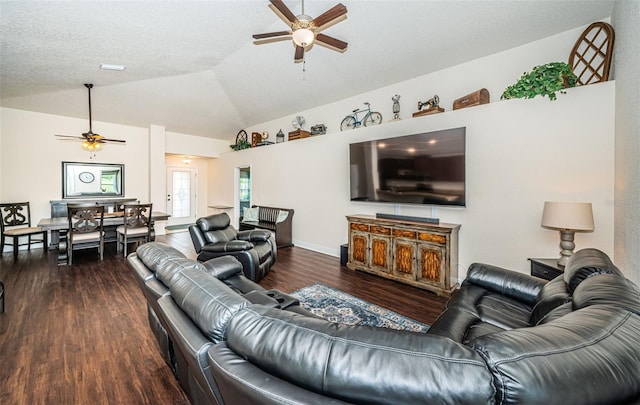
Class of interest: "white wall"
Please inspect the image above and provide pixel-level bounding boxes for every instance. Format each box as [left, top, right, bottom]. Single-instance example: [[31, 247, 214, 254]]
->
[[209, 23, 616, 280], [0, 108, 229, 246], [0, 108, 150, 221], [612, 0, 640, 284]]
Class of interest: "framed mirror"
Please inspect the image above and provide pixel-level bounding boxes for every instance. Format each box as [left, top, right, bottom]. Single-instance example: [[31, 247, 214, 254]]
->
[[62, 162, 124, 199]]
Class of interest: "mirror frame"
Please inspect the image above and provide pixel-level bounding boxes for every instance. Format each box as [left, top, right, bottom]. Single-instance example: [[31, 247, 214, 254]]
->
[[62, 161, 125, 199]]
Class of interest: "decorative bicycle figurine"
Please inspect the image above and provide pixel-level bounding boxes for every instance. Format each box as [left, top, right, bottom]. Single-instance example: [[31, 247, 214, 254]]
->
[[340, 102, 383, 131]]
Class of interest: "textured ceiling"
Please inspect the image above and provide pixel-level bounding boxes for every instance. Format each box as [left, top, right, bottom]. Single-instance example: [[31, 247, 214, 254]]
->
[[0, 0, 614, 142]]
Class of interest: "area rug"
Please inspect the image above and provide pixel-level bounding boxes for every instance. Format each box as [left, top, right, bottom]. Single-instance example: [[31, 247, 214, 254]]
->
[[291, 283, 429, 333]]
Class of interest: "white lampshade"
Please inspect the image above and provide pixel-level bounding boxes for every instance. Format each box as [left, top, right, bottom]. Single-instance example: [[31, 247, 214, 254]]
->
[[541, 201, 595, 231], [292, 28, 314, 47]]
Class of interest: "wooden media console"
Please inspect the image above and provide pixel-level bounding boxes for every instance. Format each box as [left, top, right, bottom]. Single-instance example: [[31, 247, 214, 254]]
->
[[346, 215, 460, 296]]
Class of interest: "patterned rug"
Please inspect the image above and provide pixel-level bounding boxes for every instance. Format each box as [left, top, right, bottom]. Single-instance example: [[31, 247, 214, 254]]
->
[[291, 282, 430, 333]]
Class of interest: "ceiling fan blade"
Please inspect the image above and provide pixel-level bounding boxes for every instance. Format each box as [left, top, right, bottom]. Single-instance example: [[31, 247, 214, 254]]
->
[[253, 31, 292, 40], [101, 138, 126, 144], [315, 33, 348, 52], [55, 134, 84, 140], [294, 45, 305, 63], [269, 0, 298, 25], [312, 3, 347, 30]]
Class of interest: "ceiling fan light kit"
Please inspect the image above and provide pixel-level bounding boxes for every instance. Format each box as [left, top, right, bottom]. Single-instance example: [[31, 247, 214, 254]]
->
[[253, 0, 348, 63], [292, 27, 314, 47]]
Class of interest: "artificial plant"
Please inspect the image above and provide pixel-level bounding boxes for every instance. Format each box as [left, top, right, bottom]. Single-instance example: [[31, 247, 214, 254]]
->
[[230, 139, 251, 151], [501, 62, 578, 101]]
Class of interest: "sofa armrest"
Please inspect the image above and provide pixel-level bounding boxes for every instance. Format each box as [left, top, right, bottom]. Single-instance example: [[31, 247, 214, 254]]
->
[[201, 240, 254, 253], [237, 229, 272, 242], [465, 263, 546, 305], [201, 256, 244, 280]]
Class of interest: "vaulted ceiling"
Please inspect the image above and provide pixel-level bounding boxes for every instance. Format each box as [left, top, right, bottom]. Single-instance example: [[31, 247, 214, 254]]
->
[[0, 1, 614, 142]]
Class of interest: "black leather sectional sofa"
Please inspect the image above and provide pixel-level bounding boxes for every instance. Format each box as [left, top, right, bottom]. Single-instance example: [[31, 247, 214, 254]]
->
[[128, 243, 640, 404]]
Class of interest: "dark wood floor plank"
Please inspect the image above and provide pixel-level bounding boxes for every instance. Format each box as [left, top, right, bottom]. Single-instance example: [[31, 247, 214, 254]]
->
[[0, 231, 447, 404]]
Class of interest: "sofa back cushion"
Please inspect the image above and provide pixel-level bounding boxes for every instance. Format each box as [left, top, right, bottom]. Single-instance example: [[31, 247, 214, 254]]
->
[[573, 274, 640, 315], [197, 213, 238, 244], [529, 276, 571, 325], [471, 306, 640, 405], [169, 267, 249, 343], [155, 257, 208, 289], [226, 306, 495, 405], [563, 248, 623, 293], [136, 242, 186, 274]]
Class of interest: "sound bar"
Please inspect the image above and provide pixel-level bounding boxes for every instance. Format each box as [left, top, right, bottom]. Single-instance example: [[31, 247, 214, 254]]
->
[[376, 213, 440, 224]]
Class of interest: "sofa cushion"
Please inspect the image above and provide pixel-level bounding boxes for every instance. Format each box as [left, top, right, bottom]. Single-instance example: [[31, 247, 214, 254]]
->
[[226, 306, 495, 405], [445, 283, 531, 331], [169, 267, 249, 343], [471, 306, 640, 405], [136, 242, 186, 274], [465, 263, 545, 306], [529, 276, 571, 326], [563, 248, 623, 293], [573, 274, 640, 315], [535, 302, 572, 325], [156, 257, 208, 289], [428, 307, 507, 344]]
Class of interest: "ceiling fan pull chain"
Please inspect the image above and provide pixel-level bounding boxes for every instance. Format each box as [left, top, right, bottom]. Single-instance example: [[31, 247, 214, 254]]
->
[[302, 60, 306, 81]]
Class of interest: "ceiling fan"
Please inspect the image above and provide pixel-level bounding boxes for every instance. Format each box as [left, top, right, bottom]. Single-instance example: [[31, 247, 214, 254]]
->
[[55, 83, 126, 153], [253, 0, 348, 63]]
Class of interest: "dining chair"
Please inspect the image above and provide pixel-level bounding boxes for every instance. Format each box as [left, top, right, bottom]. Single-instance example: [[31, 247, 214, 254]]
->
[[66, 203, 105, 265], [0, 202, 48, 260], [116, 203, 153, 257]]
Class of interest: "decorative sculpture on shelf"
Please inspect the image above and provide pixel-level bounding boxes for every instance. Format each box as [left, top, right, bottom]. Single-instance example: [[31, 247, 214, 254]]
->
[[418, 95, 440, 111], [310, 124, 327, 135], [391, 94, 401, 120]]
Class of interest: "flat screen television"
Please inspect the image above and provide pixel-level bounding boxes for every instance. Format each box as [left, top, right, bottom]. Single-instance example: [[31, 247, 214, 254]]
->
[[349, 127, 466, 206]]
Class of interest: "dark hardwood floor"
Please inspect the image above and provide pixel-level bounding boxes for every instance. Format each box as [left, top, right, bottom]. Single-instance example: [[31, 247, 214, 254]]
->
[[0, 231, 447, 404]]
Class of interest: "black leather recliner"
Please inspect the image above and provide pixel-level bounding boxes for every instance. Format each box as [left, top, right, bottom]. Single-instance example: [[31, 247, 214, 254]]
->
[[189, 213, 276, 282]]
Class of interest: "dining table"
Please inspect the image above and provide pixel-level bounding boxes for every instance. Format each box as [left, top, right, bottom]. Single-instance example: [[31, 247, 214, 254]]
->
[[38, 211, 170, 265]]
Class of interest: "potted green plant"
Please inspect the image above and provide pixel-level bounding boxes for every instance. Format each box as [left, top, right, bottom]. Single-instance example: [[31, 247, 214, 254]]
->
[[230, 139, 251, 151], [501, 62, 579, 101]]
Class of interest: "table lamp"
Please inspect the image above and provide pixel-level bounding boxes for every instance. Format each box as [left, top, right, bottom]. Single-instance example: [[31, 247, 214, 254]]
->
[[541, 201, 594, 267]]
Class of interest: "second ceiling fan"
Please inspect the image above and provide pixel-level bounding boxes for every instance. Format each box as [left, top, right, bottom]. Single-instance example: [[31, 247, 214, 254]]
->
[[253, 0, 348, 63]]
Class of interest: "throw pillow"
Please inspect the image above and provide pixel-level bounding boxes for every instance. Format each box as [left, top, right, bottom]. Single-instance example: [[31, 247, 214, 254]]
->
[[242, 207, 259, 223], [276, 210, 289, 223]]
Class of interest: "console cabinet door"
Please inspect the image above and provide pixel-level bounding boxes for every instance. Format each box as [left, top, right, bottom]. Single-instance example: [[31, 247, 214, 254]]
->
[[370, 235, 392, 273], [416, 242, 446, 288], [369, 225, 392, 273], [392, 238, 417, 280], [349, 226, 370, 267]]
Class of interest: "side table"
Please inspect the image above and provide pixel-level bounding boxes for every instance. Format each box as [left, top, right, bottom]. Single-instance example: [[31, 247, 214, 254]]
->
[[528, 258, 564, 281]]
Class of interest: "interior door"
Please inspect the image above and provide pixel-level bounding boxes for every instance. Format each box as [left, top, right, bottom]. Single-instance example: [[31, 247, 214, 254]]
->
[[166, 166, 197, 226]]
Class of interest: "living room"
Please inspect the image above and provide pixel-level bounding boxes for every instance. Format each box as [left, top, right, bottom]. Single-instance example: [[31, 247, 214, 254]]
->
[[1, 1, 639, 404], [1, 2, 637, 284]]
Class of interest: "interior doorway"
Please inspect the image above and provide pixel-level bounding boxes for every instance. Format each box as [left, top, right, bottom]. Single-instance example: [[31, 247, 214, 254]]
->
[[235, 166, 251, 223], [166, 166, 197, 227]]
